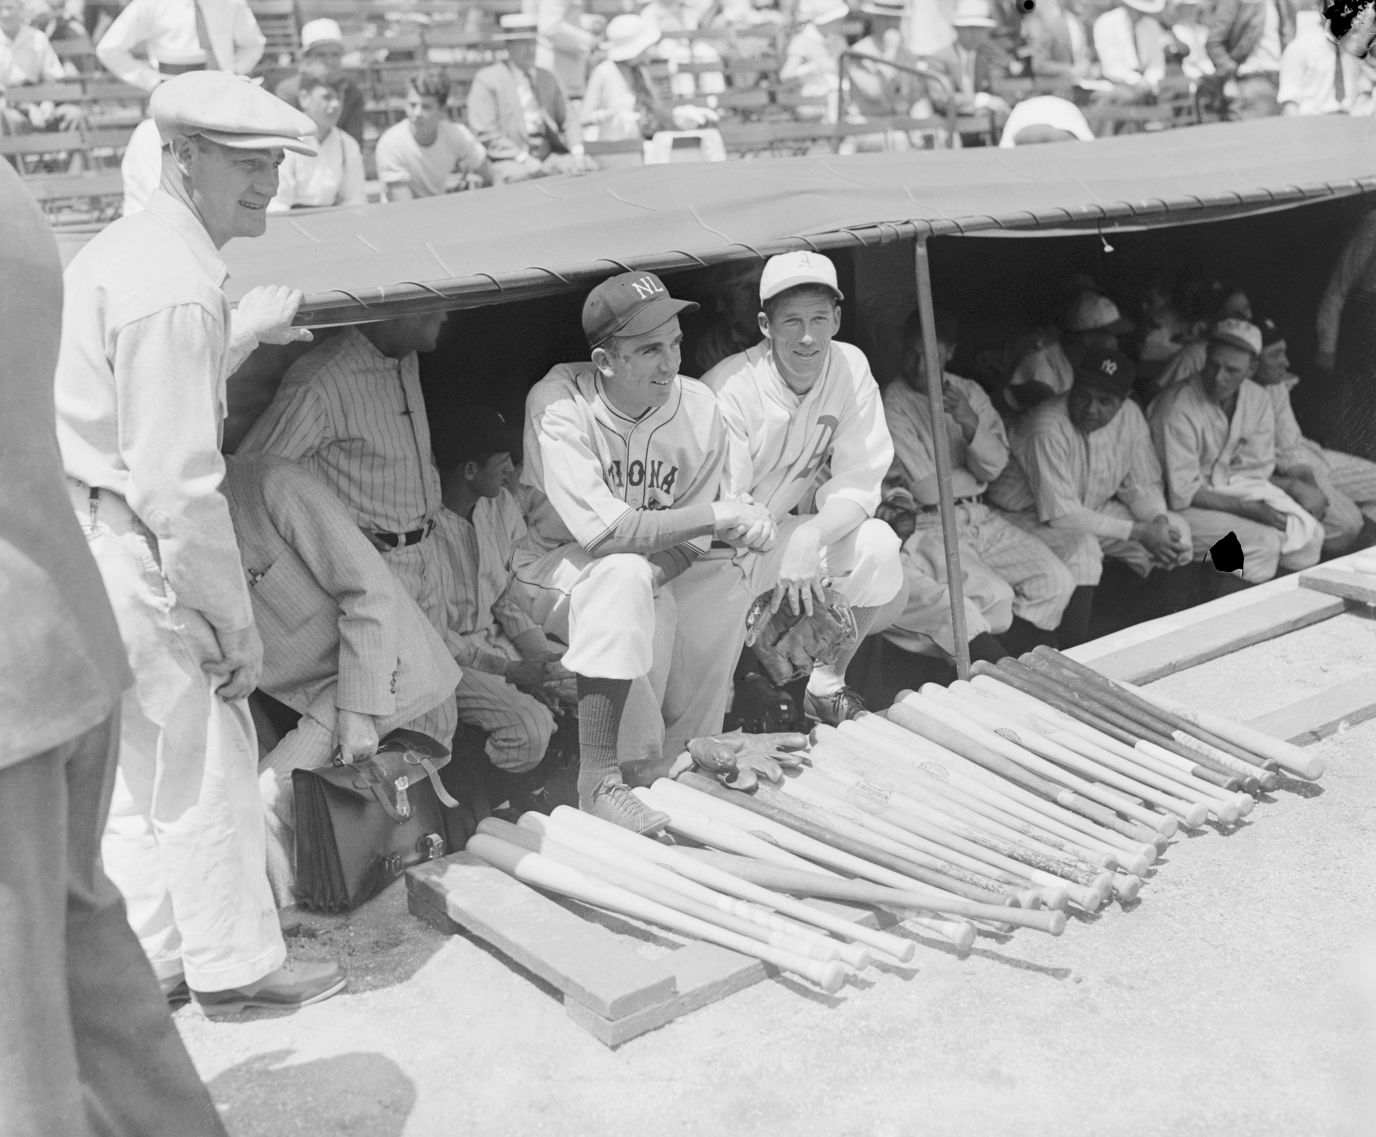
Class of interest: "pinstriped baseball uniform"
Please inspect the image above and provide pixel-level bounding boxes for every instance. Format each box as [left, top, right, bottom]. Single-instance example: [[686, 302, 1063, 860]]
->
[[237, 326, 448, 634], [882, 373, 1075, 630], [989, 393, 1191, 585], [1149, 373, 1322, 582], [1265, 378, 1376, 541], [435, 492, 555, 774]]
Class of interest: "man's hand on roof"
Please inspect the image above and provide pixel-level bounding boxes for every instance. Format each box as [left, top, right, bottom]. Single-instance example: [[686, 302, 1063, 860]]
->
[[236, 285, 314, 346]]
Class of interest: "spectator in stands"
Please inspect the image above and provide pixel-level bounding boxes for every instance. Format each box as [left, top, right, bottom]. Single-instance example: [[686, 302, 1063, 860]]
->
[[1253, 317, 1374, 549], [779, 0, 852, 122], [1205, 0, 1296, 118], [1278, 0, 1364, 113], [269, 67, 365, 213], [274, 19, 365, 149], [435, 409, 570, 817], [905, 0, 957, 57], [24, 0, 83, 43], [643, 0, 726, 102], [222, 453, 460, 905], [582, 13, 715, 139], [1148, 318, 1323, 583], [1093, 0, 1171, 101], [0, 0, 77, 134], [468, 13, 593, 182], [1169, 0, 1215, 82], [375, 69, 495, 201], [96, 0, 265, 92], [881, 308, 1080, 651], [925, 0, 1012, 137], [989, 347, 1196, 631], [1006, 289, 1134, 412], [846, 0, 937, 144], [998, 94, 1096, 143], [1020, 0, 1094, 93], [535, 0, 604, 109]]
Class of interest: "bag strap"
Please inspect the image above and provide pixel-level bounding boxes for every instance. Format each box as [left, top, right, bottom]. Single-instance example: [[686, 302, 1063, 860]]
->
[[420, 757, 460, 809]]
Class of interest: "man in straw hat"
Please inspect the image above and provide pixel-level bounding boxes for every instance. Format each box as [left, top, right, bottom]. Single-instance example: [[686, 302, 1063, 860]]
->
[[925, 0, 1012, 137], [847, 0, 937, 135], [54, 71, 346, 1018], [467, 12, 594, 182]]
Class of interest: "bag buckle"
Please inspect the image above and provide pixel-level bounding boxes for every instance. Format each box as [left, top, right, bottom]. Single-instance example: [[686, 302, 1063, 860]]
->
[[393, 775, 411, 819], [380, 852, 403, 876], [417, 832, 445, 861]]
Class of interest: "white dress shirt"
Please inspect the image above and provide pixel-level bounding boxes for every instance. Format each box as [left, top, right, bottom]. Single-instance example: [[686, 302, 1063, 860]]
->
[[1093, 6, 1167, 88], [1278, 10, 1362, 114], [95, 0, 266, 92], [268, 127, 366, 213]]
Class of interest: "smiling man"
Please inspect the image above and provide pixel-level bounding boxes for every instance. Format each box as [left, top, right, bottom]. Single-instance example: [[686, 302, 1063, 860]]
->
[[510, 271, 777, 832], [1147, 319, 1323, 584], [701, 251, 906, 726], [53, 71, 346, 1017]]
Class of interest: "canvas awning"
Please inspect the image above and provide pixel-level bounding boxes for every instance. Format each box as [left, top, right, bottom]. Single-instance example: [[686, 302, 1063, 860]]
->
[[224, 115, 1376, 326]]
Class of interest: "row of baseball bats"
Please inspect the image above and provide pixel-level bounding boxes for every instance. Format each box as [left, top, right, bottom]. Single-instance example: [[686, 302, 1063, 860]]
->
[[466, 647, 1323, 993]]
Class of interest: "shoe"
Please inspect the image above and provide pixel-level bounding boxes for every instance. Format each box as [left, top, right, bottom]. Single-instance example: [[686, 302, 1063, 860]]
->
[[803, 686, 868, 727], [194, 957, 346, 1019], [161, 976, 191, 1008], [583, 777, 670, 836]]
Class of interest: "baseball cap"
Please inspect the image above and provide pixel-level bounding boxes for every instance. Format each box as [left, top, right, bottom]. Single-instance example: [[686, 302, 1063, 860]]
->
[[582, 271, 698, 347], [1255, 316, 1285, 347], [151, 71, 318, 153], [1072, 347, 1135, 398], [300, 18, 343, 52], [1209, 318, 1262, 356], [447, 406, 518, 466], [1063, 290, 1134, 336], [759, 251, 844, 303]]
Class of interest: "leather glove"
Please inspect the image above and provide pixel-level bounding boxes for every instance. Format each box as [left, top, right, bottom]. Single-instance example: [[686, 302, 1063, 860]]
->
[[669, 729, 811, 792]]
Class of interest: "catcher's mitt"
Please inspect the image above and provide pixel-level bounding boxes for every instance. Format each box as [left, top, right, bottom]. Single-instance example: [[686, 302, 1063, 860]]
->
[[744, 586, 858, 687]]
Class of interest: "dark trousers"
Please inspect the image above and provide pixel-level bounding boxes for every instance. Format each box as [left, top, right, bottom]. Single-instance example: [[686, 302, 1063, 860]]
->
[[0, 711, 227, 1137]]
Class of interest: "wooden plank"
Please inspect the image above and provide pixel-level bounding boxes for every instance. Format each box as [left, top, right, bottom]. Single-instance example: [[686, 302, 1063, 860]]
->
[[565, 942, 764, 1047], [1075, 588, 1345, 684], [1298, 564, 1376, 605], [406, 852, 677, 1020], [1248, 676, 1376, 746]]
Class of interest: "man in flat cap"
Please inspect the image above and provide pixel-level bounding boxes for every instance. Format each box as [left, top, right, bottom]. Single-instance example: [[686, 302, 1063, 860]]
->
[[1147, 319, 1323, 584], [990, 347, 1196, 627], [54, 71, 345, 1017]]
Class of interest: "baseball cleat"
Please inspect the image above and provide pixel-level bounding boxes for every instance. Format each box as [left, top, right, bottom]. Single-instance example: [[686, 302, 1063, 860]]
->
[[194, 957, 346, 1019], [803, 686, 868, 727], [584, 777, 671, 835]]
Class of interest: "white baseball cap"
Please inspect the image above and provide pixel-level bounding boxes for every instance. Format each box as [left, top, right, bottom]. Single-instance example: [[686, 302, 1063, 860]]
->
[[300, 18, 343, 52], [1210, 318, 1262, 356], [759, 251, 844, 303]]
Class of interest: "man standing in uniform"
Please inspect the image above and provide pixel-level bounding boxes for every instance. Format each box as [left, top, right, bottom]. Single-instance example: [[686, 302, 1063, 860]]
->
[[701, 251, 906, 726], [1148, 319, 1323, 583], [1, 156, 231, 1137], [239, 312, 453, 637], [989, 347, 1196, 626], [511, 271, 777, 832], [54, 72, 344, 1016]]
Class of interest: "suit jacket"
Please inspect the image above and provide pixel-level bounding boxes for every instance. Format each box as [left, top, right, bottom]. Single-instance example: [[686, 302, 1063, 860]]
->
[[223, 454, 458, 727], [1206, 0, 1296, 77], [467, 60, 571, 163]]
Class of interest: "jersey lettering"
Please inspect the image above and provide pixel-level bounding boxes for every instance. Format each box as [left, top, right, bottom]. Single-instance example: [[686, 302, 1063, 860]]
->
[[797, 414, 839, 483], [628, 459, 644, 487]]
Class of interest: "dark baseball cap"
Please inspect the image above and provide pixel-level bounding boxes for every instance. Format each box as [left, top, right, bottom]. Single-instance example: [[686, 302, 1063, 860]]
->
[[1255, 316, 1286, 347], [448, 406, 517, 466], [1072, 347, 1136, 398], [582, 271, 699, 348]]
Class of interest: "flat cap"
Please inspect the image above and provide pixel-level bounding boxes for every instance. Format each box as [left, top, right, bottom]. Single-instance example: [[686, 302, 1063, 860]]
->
[[151, 71, 318, 154]]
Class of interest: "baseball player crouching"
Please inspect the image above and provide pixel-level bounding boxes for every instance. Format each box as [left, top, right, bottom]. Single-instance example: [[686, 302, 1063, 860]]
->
[[700, 251, 907, 727], [509, 271, 777, 833]]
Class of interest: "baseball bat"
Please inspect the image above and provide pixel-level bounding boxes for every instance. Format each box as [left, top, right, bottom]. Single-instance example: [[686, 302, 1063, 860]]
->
[[975, 662, 1250, 824], [642, 780, 980, 950], [674, 848, 1068, 936], [901, 687, 1179, 839], [1002, 657, 1261, 795], [967, 674, 1247, 816], [1026, 649, 1277, 790], [674, 771, 1015, 907], [843, 714, 1160, 869], [467, 833, 847, 993], [933, 681, 1203, 830], [493, 816, 867, 969], [827, 719, 1153, 879], [540, 805, 916, 964], [1116, 680, 1325, 781]]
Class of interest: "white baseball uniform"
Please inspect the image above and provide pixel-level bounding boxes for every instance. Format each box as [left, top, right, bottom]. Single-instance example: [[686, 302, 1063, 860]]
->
[[1148, 373, 1323, 582], [989, 392, 1192, 585], [883, 373, 1076, 629], [509, 361, 733, 759]]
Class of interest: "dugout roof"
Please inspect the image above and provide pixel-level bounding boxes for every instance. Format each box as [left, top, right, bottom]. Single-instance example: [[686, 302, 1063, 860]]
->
[[224, 115, 1376, 327]]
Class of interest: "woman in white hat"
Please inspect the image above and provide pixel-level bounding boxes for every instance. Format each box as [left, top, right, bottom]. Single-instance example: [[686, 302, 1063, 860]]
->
[[779, 0, 853, 121], [580, 13, 672, 140]]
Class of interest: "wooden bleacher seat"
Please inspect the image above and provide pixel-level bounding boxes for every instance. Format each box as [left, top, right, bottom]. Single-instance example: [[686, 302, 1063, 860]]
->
[[249, 0, 301, 64]]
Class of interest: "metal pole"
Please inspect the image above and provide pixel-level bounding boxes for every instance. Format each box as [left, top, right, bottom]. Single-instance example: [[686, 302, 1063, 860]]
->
[[914, 238, 971, 679]]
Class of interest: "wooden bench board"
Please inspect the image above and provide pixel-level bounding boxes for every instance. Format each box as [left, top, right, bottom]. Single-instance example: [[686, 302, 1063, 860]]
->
[[1298, 564, 1376, 606], [1249, 674, 1376, 746]]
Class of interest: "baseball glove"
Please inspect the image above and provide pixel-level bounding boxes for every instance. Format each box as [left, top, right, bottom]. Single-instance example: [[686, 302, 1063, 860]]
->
[[744, 586, 858, 687], [668, 729, 811, 793]]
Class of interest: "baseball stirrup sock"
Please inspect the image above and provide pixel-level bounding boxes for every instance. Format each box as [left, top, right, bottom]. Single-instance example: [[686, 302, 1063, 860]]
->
[[575, 675, 632, 803], [807, 603, 884, 696]]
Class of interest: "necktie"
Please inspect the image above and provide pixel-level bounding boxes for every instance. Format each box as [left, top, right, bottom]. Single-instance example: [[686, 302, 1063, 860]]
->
[[1334, 40, 1347, 106]]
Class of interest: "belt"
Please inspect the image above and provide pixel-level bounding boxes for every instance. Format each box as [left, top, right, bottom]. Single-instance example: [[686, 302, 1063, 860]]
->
[[158, 61, 207, 76], [918, 493, 984, 513], [369, 519, 435, 550]]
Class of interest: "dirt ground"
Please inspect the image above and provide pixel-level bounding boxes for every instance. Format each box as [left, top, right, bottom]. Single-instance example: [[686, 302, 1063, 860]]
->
[[174, 665, 1376, 1137]]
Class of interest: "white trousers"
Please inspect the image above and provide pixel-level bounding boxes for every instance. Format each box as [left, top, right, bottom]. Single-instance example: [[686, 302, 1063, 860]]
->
[[884, 529, 1015, 657], [1005, 502, 1194, 587], [84, 509, 284, 992]]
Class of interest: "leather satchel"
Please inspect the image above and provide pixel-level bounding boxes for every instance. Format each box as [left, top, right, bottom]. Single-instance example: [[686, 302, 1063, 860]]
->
[[292, 728, 460, 912]]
